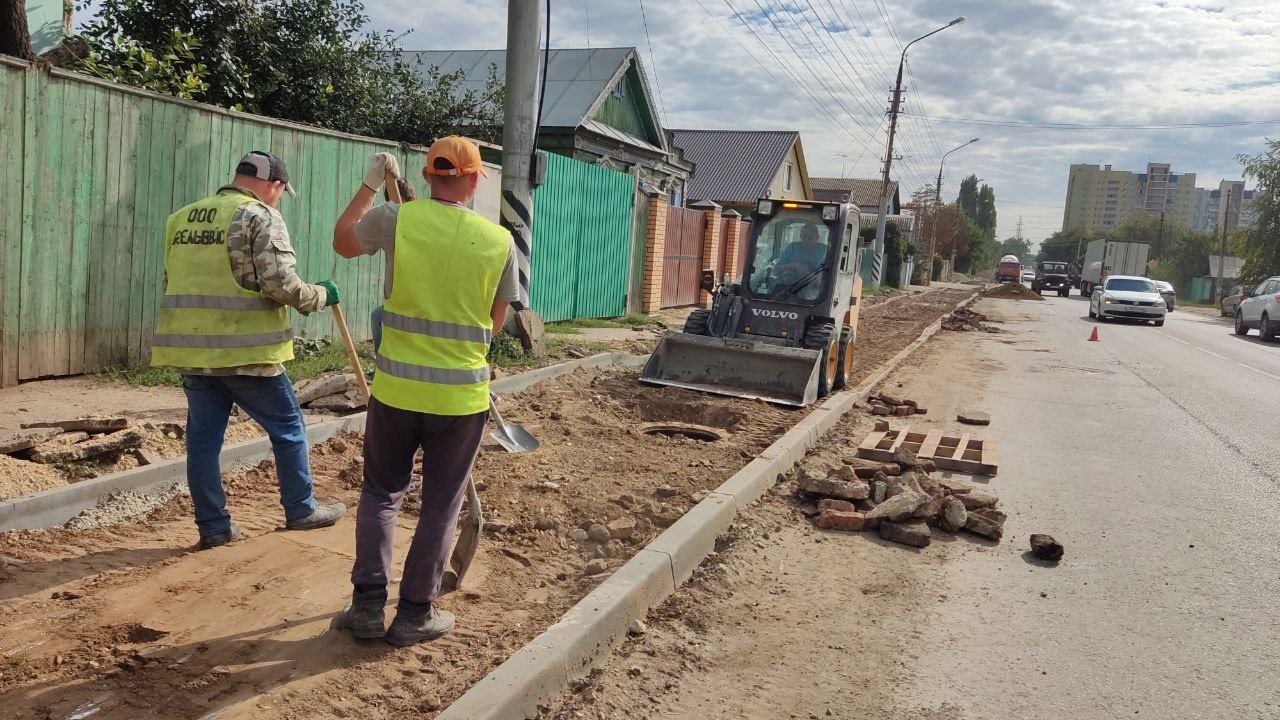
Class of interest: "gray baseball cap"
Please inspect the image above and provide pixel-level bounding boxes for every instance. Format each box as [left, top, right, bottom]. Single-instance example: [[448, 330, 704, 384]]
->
[[236, 150, 298, 197]]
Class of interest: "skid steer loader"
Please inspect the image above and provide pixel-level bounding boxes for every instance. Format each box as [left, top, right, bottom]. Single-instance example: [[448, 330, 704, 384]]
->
[[641, 198, 864, 407]]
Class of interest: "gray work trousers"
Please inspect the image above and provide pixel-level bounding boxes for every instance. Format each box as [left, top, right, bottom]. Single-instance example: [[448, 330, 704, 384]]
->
[[351, 396, 486, 604]]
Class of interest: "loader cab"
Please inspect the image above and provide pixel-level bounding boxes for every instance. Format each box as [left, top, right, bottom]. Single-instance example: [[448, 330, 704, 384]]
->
[[746, 199, 855, 310]]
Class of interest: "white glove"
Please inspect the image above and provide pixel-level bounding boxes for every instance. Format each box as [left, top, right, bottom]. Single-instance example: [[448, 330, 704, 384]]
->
[[363, 152, 401, 193]]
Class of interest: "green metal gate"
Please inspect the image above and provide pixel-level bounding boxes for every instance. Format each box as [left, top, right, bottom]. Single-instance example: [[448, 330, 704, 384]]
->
[[530, 153, 635, 322]]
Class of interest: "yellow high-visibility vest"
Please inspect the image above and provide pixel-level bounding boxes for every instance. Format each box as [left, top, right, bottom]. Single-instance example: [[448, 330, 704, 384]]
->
[[372, 199, 510, 415], [151, 192, 293, 368]]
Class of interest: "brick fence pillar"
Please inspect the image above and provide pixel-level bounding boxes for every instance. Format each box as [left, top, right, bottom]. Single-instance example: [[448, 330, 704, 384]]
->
[[721, 209, 743, 283], [689, 200, 722, 307], [640, 187, 670, 314]]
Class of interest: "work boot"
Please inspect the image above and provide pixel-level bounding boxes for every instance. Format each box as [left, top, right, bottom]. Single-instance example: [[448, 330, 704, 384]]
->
[[285, 502, 346, 530], [198, 521, 242, 550], [341, 585, 388, 640], [385, 600, 455, 646]]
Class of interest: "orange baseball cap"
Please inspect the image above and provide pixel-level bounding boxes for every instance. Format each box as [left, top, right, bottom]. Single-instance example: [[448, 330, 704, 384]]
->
[[426, 136, 489, 178]]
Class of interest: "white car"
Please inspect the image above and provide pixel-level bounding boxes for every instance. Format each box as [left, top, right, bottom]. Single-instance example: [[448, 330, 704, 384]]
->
[[1088, 275, 1167, 326], [1235, 275, 1280, 341], [1021, 269, 1034, 282], [1153, 280, 1176, 310]]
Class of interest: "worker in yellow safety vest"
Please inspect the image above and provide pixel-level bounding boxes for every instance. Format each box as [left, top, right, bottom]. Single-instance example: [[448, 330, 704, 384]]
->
[[152, 151, 347, 549], [332, 138, 519, 645]]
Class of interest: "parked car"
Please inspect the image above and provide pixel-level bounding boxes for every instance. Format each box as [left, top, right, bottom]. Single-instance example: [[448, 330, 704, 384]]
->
[[1088, 275, 1167, 326], [1235, 276, 1280, 340], [1153, 280, 1176, 310], [1220, 284, 1254, 317], [1020, 268, 1035, 283], [1032, 261, 1071, 296]]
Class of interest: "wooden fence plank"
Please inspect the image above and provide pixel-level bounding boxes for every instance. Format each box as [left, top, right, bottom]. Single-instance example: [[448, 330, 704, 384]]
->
[[0, 66, 25, 385], [67, 83, 94, 374], [17, 70, 47, 379]]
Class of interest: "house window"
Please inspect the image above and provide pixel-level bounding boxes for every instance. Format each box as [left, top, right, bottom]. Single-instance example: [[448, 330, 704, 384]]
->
[[784, 162, 794, 192], [612, 79, 626, 100]]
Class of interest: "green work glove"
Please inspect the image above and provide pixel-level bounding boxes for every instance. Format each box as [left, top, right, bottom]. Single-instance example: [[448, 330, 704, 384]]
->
[[318, 280, 340, 307]]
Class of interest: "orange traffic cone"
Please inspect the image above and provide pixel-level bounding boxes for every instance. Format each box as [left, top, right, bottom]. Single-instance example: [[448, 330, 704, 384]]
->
[[1088, 326, 1099, 342]]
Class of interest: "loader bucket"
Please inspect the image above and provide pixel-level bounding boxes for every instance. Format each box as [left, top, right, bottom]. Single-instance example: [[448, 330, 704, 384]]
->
[[640, 332, 822, 407]]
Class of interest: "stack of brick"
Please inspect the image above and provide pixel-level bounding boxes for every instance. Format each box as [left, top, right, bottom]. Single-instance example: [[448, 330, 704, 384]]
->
[[794, 448, 1005, 548], [867, 392, 927, 417]]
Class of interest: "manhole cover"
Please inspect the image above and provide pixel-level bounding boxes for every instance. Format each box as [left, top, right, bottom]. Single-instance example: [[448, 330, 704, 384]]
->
[[639, 423, 723, 442]]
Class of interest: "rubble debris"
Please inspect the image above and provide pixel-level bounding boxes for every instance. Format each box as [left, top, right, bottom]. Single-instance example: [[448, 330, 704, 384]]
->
[[815, 510, 867, 531], [309, 390, 366, 413], [942, 305, 1004, 332], [293, 373, 366, 412], [867, 393, 927, 418], [873, 419, 890, 432], [1030, 534, 1064, 562], [21, 416, 129, 434], [0, 428, 63, 454], [958, 492, 999, 510], [816, 499, 856, 513], [864, 490, 927, 523], [958, 411, 992, 426], [964, 507, 1005, 540], [586, 524, 612, 543], [607, 517, 636, 540], [797, 474, 870, 501], [30, 427, 147, 464], [940, 497, 968, 532], [628, 619, 648, 636], [795, 502, 820, 518], [582, 559, 608, 576], [878, 520, 931, 548]]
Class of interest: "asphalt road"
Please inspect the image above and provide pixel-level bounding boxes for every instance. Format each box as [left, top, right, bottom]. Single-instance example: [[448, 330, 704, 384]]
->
[[910, 292, 1280, 719]]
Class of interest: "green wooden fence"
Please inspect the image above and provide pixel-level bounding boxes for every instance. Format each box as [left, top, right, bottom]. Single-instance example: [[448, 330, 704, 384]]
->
[[530, 152, 635, 322], [0, 57, 431, 386]]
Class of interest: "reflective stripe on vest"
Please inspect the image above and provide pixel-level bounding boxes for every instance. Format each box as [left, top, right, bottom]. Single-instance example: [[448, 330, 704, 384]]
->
[[160, 294, 279, 311], [380, 308, 492, 345], [370, 199, 511, 416], [150, 191, 294, 369]]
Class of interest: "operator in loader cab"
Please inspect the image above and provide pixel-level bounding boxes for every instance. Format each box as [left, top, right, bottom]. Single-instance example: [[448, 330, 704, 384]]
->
[[776, 223, 827, 278]]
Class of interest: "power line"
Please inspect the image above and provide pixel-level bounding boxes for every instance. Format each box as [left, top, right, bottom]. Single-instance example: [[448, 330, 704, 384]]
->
[[901, 113, 1280, 130], [793, 0, 890, 122], [694, 0, 880, 154], [637, 0, 669, 126]]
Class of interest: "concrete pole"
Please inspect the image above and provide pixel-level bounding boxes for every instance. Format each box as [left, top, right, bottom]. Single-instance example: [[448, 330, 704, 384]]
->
[[500, 0, 543, 312], [1215, 187, 1231, 300], [871, 61, 905, 290]]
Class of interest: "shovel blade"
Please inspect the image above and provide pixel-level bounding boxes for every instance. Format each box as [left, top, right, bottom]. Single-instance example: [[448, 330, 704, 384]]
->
[[491, 423, 540, 453]]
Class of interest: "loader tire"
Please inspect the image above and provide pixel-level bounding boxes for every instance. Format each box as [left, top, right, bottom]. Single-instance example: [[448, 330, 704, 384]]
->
[[831, 324, 853, 391], [805, 322, 836, 398], [683, 309, 711, 336]]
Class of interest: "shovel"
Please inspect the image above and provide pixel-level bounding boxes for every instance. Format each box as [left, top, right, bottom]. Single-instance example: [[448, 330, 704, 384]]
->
[[441, 395, 539, 594], [488, 392, 540, 453]]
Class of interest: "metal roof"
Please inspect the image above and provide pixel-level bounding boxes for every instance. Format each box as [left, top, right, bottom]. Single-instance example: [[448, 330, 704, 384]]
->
[[811, 177, 895, 207], [670, 130, 800, 204], [395, 47, 662, 152]]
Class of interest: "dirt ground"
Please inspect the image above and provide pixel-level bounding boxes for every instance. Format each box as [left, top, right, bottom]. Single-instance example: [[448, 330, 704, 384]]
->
[[538, 301, 1015, 720], [0, 287, 976, 720]]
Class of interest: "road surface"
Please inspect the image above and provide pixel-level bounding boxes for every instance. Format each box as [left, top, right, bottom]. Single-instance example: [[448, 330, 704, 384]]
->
[[545, 290, 1280, 719]]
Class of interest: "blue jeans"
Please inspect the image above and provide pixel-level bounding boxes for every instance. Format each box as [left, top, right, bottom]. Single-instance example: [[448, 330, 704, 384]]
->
[[371, 305, 384, 353], [182, 374, 318, 537]]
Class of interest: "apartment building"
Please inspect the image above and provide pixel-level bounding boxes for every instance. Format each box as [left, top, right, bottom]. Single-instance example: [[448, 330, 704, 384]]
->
[[1062, 162, 1196, 232], [1194, 180, 1259, 234]]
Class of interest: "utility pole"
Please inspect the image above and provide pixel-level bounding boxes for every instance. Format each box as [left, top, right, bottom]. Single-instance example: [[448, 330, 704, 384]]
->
[[871, 16, 966, 289], [1155, 211, 1165, 260], [501, 0, 542, 315], [836, 153, 851, 178], [927, 137, 978, 282], [1214, 188, 1231, 300]]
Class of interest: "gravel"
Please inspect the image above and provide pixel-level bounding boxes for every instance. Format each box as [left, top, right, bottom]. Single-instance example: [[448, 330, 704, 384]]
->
[[63, 483, 186, 531]]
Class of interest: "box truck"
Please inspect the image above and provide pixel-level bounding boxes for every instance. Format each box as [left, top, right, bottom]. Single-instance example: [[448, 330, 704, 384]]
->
[[1080, 240, 1150, 296]]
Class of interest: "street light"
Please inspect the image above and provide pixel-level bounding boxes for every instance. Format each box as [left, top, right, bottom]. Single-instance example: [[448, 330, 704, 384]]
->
[[871, 16, 967, 288], [927, 137, 980, 280]]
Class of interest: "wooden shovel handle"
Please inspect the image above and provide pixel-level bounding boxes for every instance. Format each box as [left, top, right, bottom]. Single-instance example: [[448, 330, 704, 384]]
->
[[331, 303, 371, 404]]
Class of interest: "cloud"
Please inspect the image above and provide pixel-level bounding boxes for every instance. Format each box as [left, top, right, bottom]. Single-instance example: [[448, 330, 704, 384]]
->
[[366, 0, 1279, 246]]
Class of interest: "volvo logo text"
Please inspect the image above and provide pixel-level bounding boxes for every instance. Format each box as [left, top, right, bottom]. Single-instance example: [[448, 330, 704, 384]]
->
[[750, 308, 800, 320]]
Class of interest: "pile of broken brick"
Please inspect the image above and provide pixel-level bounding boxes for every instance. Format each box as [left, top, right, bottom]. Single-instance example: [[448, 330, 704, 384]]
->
[[794, 446, 1005, 549], [0, 416, 182, 466], [867, 392, 926, 417]]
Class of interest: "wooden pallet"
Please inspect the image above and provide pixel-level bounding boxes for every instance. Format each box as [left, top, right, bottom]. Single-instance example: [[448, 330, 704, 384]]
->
[[856, 426, 998, 476]]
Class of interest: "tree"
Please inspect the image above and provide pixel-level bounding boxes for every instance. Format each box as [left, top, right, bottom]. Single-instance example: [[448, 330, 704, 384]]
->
[[862, 223, 906, 288], [1, 0, 37, 60], [73, 0, 503, 144], [957, 175, 980, 222], [1037, 228, 1094, 265], [976, 184, 997, 236], [995, 235, 1031, 261], [1237, 139, 1280, 284], [77, 29, 209, 99]]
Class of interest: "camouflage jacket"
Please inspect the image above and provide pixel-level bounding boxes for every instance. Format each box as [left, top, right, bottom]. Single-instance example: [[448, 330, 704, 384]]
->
[[172, 185, 326, 377]]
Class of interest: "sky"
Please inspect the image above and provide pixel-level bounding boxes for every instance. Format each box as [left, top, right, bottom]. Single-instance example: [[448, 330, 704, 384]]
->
[[352, 0, 1279, 248]]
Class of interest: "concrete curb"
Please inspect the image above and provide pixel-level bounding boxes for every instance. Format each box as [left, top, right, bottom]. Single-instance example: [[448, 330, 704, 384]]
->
[[437, 289, 979, 720], [0, 353, 647, 532]]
